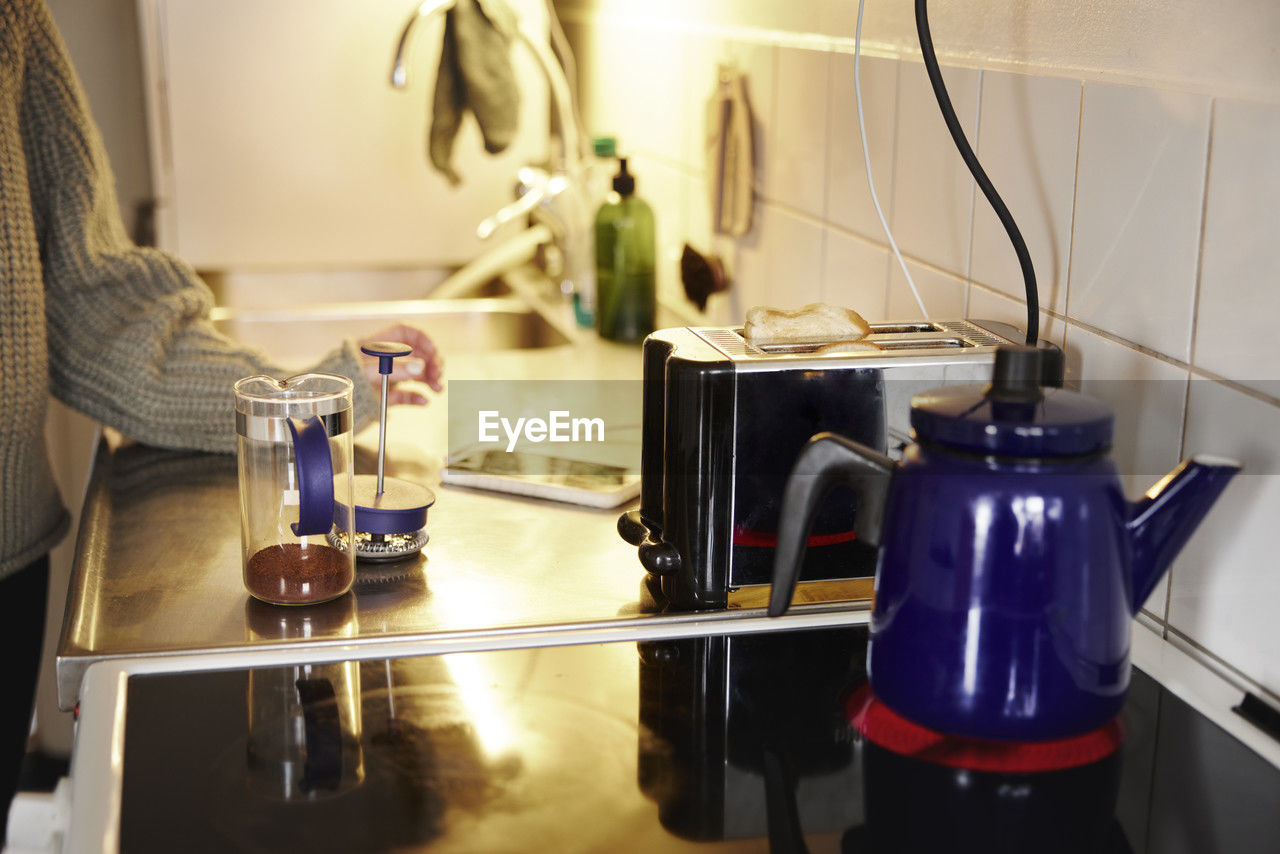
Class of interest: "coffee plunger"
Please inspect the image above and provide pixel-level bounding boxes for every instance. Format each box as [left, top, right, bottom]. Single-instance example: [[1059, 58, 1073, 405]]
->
[[327, 342, 435, 563]]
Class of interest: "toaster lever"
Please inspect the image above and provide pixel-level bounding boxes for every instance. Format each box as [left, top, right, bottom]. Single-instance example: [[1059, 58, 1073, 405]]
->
[[617, 510, 650, 547], [618, 510, 681, 576], [639, 541, 681, 576]]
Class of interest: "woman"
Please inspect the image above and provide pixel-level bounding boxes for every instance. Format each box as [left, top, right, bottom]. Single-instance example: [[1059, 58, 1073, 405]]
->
[[0, 0, 444, 823]]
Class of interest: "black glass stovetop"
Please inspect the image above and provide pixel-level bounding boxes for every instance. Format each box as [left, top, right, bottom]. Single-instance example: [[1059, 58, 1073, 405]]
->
[[118, 625, 1280, 853]]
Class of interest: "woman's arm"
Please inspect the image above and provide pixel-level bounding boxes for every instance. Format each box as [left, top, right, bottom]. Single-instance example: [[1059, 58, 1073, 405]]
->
[[19, 1, 384, 453]]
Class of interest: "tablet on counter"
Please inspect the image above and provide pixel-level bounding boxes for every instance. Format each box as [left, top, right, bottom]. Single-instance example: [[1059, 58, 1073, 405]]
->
[[442, 448, 641, 508]]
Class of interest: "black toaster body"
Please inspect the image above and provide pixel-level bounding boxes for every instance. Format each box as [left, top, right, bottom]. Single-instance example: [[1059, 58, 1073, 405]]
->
[[619, 321, 1027, 610]]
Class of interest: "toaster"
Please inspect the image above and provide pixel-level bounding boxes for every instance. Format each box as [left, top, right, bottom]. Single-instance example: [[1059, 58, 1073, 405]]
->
[[618, 318, 1047, 610]]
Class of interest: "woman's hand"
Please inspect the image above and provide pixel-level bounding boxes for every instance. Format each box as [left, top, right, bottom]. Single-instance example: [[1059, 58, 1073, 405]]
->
[[358, 324, 444, 406]]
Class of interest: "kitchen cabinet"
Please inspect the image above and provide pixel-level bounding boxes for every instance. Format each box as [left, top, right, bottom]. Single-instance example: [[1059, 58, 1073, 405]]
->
[[137, 0, 549, 269]]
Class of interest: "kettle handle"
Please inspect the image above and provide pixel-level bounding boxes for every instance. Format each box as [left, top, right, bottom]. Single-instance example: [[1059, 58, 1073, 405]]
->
[[768, 432, 895, 617]]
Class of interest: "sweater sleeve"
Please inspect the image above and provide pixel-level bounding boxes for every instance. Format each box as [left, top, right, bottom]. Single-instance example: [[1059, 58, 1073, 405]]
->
[[19, 3, 377, 453]]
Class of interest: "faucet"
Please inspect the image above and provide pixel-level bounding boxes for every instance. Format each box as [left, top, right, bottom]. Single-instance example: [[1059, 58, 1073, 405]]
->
[[390, 0, 595, 311]]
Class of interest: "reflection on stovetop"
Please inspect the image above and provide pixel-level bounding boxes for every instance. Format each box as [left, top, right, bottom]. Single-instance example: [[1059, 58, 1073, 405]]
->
[[117, 626, 1280, 853]]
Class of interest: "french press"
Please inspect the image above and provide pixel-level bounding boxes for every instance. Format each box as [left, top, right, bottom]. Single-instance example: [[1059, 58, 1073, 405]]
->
[[234, 373, 357, 605]]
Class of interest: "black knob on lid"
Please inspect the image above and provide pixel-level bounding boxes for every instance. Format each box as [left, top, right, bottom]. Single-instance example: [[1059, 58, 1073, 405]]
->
[[1039, 346, 1065, 388], [987, 345, 1043, 402]]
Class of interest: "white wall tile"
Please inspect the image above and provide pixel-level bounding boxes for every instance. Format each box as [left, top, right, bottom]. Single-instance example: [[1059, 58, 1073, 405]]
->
[[890, 61, 980, 279], [886, 259, 966, 320], [764, 47, 830, 218], [826, 54, 899, 241], [582, 24, 687, 164], [1067, 328, 1189, 435], [732, 205, 768, 313], [1170, 380, 1280, 696], [678, 32, 727, 176], [1193, 98, 1280, 395], [702, 279, 742, 327], [1068, 327, 1190, 618], [630, 156, 687, 309], [734, 202, 825, 312], [765, 206, 826, 308], [970, 71, 1081, 315], [683, 171, 714, 260], [574, 22, 612, 138], [822, 228, 888, 320], [1067, 83, 1210, 361], [729, 201, 769, 314]]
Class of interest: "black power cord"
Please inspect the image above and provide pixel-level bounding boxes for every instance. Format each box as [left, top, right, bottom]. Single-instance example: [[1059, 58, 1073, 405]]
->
[[915, 0, 1039, 345]]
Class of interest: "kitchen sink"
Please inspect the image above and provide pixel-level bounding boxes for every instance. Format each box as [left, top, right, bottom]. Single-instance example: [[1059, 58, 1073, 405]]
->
[[211, 295, 573, 368]]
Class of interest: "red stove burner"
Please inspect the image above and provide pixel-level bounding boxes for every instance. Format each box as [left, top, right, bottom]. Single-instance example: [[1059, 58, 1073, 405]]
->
[[847, 684, 1124, 773], [731, 526, 859, 548]]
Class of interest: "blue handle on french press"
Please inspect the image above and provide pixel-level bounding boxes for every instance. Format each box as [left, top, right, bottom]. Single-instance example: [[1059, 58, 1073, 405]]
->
[[287, 416, 334, 537]]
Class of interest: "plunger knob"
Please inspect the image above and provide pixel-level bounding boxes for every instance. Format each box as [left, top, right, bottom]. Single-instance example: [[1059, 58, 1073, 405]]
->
[[360, 341, 413, 376]]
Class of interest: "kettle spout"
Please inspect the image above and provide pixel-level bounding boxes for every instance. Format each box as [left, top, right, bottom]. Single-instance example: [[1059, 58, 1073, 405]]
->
[[1127, 455, 1241, 614]]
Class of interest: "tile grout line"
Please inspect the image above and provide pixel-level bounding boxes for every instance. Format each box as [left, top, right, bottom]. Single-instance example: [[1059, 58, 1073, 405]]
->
[[962, 68, 982, 317], [1167, 99, 1216, 634], [1185, 98, 1217, 391], [881, 59, 902, 317], [1164, 624, 1280, 709], [1061, 80, 1086, 364], [764, 40, 782, 309], [818, 51, 834, 301], [1162, 372, 1190, 636]]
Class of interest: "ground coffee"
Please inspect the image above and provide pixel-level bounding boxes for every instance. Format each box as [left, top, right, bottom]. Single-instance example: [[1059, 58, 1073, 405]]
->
[[245, 543, 352, 605]]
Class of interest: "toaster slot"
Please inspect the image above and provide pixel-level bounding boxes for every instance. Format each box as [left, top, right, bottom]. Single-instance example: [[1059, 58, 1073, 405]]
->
[[871, 336, 972, 350], [711, 322, 978, 358], [725, 329, 851, 355], [751, 341, 853, 355], [867, 322, 942, 334], [745, 336, 972, 354]]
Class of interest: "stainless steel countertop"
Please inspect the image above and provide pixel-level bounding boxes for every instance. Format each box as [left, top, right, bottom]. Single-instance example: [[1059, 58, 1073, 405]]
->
[[56, 319, 870, 708]]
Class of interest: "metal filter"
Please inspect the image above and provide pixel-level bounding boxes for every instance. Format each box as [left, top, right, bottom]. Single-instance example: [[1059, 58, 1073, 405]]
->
[[327, 528, 430, 566]]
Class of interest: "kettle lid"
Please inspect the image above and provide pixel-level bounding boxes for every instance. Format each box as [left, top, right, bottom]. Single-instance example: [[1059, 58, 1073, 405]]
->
[[910, 346, 1113, 458]]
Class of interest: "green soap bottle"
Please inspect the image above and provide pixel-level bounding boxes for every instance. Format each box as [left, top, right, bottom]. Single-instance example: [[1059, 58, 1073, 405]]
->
[[594, 157, 655, 343]]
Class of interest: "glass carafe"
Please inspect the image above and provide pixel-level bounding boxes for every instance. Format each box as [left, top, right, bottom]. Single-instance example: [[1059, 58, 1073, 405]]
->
[[234, 373, 355, 605]]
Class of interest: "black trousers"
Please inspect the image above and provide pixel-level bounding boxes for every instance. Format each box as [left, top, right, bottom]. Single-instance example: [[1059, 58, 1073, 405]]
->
[[0, 555, 49, 829]]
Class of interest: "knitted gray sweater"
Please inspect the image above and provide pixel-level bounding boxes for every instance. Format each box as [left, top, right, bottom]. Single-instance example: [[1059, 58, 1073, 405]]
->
[[1, 0, 375, 578]]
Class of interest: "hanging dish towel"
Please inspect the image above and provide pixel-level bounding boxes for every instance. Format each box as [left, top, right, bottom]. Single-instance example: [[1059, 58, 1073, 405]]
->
[[704, 64, 755, 237], [430, 0, 521, 185]]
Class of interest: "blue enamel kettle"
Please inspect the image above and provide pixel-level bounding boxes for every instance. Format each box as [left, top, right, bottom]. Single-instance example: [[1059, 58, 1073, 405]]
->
[[768, 346, 1240, 741]]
